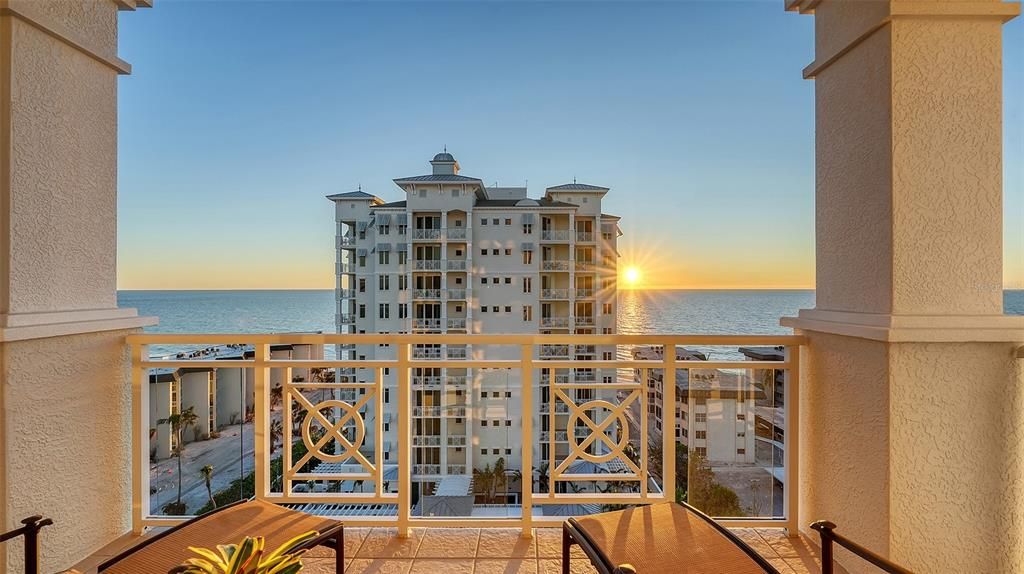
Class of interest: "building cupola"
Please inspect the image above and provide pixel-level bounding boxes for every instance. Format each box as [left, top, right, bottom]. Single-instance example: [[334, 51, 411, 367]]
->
[[430, 148, 459, 175]]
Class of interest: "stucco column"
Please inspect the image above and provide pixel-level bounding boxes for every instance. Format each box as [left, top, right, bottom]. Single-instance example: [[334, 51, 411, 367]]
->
[[784, 1, 1024, 572], [0, 1, 154, 572]]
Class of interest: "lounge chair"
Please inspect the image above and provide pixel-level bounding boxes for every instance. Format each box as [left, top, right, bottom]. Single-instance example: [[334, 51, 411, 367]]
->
[[98, 499, 344, 573], [562, 502, 913, 574]]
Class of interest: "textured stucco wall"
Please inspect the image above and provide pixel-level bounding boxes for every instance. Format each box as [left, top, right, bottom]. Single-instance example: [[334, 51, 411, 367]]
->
[[890, 19, 1005, 315], [5, 11, 119, 315], [888, 342, 1024, 571], [813, 25, 894, 314], [799, 332, 890, 574], [1, 329, 136, 573]]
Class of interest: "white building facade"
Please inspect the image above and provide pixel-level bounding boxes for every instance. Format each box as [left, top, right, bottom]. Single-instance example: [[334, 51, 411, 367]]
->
[[329, 152, 622, 500]]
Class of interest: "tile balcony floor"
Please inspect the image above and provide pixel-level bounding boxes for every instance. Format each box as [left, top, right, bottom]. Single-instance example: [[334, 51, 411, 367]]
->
[[71, 526, 842, 574]]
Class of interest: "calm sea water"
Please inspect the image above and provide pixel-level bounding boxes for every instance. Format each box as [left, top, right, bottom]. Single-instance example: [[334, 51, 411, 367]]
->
[[118, 289, 1024, 336]]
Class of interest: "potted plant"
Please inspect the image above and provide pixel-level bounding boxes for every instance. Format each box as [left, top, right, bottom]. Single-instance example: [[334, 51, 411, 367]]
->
[[168, 530, 318, 574]]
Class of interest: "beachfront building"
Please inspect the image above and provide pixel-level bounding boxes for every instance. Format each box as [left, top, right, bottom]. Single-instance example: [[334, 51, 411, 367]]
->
[[148, 342, 323, 460], [329, 152, 622, 501], [634, 347, 759, 465]]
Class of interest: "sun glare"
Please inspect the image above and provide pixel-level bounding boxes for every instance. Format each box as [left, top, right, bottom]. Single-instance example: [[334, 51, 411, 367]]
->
[[624, 266, 641, 286]]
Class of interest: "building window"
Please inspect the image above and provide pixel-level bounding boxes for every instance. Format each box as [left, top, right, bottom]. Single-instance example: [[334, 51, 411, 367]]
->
[[480, 306, 487, 313], [695, 431, 706, 440], [451, 189, 458, 197], [399, 251, 407, 265], [522, 305, 533, 321], [398, 224, 407, 235], [602, 303, 613, 314], [379, 225, 390, 235], [737, 449, 746, 455], [695, 413, 706, 423], [399, 304, 408, 319], [481, 278, 488, 285], [523, 224, 533, 234], [358, 255, 366, 267], [455, 220, 463, 227], [522, 251, 533, 264], [480, 249, 487, 256], [419, 190, 426, 198], [504, 277, 512, 284], [399, 275, 408, 290], [504, 248, 512, 256], [505, 306, 512, 313], [737, 413, 746, 421], [358, 304, 366, 318], [358, 278, 366, 293], [455, 305, 463, 313], [523, 277, 532, 293], [481, 420, 487, 426], [602, 327, 612, 334], [378, 303, 390, 319], [491, 249, 499, 255], [379, 251, 390, 265], [378, 275, 390, 290], [505, 218, 511, 225], [492, 218, 499, 225], [481, 218, 487, 226], [455, 277, 463, 285], [455, 249, 463, 257]]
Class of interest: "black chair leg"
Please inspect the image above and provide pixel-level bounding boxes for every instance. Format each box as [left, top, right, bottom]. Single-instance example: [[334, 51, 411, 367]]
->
[[562, 525, 572, 574], [335, 528, 345, 573]]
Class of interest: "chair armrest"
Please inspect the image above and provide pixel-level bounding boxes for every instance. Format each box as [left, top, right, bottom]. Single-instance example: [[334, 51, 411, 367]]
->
[[614, 565, 637, 574]]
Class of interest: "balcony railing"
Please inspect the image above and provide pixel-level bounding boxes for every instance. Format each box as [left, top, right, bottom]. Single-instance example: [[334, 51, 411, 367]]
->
[[128, 333, 802, 535], [575, 288, 594, 298], [447, 318, 467, 330], [412, 375, 443, 389], [446, 345, 468, 359], [541, 260, 570, 271], [446, 375, 467, 387], [412, 318, 442, 331], [338, 288, 355, 299], [413, 289, 442, 300], [337, 314, 355, 325], [540, 344, 570, 358], [413, 229, 442, 240], [575, 261, 595, 272], [446, 228, 467, 240], [575, 231, 594, 242], [447, 288, 467, 300], [575, 316, 595, 326], [412, 436, 442, 447], [540, 317, 570, 328], [413, 260, 442, 270], [541, 230, 571, 241], [541, 288, 569, 299], [446, 259, 467, 271], [338, 236, 357, 248]]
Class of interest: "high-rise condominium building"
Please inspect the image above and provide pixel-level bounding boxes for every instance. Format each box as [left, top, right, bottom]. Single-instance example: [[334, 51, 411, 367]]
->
[[328, 152, 622, 502]]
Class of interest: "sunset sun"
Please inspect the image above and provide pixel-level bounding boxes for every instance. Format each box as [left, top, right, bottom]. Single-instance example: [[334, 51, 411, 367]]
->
[[624, 266, 641, 287]]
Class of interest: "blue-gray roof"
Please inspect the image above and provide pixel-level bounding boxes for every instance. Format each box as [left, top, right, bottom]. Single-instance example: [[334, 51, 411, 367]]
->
[[546, 183, 609, 191], [432, 152, 456, 162], [393, 174, 483, 184], [326, 190, 380, 200]]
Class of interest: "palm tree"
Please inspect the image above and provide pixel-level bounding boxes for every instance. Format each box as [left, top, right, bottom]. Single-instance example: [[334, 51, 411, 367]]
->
[[473, 464, 495, 503], [534, 462, 551, 494], [491, 457, 508, 502], [159, 406, 199, 514], [200, 465, 216, 509]]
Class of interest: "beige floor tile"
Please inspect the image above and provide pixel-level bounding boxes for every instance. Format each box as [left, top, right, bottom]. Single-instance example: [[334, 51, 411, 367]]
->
[[538, 558, 597, 574], [298, 557, 351, 573], [345, 558, 415, 574], [534, 528, 564, 558], [414, 528, 481, 558], [476, 528, 538, 558], [474, 558, 540, 573], [304, 527, 367, 558], [356, 527, 425, 559], [765, 557, 798, 574], [409, 558, 476, 573]]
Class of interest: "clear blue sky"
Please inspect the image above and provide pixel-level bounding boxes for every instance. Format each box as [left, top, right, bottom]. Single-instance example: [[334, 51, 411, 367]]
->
[[116, 1, 1023, 290]]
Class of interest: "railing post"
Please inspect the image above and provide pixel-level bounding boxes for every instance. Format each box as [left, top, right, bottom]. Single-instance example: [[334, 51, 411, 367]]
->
[[131, 342, 148, 534], [520, 344, 534, 537], [397, 342, 411, 538], [784, 344, 801, 537], [811, 521, 836, 574], [662, 342, 676, 503], [254, 343, 270, 499]]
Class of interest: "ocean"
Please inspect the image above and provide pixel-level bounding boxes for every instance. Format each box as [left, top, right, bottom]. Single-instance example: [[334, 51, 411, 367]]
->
[[118, 288, 1024, 336]]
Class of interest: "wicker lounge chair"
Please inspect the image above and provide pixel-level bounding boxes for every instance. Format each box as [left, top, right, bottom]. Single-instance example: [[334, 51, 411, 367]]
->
[[562, 502, 780, 574], [562, 502, 914, 574], [98, 499, 344, 574]]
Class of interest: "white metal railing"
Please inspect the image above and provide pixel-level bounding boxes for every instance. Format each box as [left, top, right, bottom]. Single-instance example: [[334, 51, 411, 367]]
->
[[412, 435, 442, 447], [413, 229, 441, 240], [446, 346, 468, 360], [575, 261, 595, 271], [575, 231, 594, 242], [575, 316, 595, 326], [412, 464, 441, 475], [337, 314, 356, 324], [338, 288, 355, 298], [541, 260, 570, 271], [412, 319, 442, 330], [128, 332, 803, 536], [541, 288, 569, 299], [446, 260, 467, 271], [446, 375, 467, 386], [446, 228, 467, 240], [447, 464, 467, 474], [575, 288, 594, 298], [541, 317, 570, 328], [541, 230, 571, 241], [412, 375, 443, 389], [338, 236, 357, 247], [447, 289, 466, 300], [575, 345, 596, 355], [447, 318, 467, 330], [413, 260, 442, 270], [412, 346, 442, 359], [413, 289, 442, 299], [540, 344, 570, 358]]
